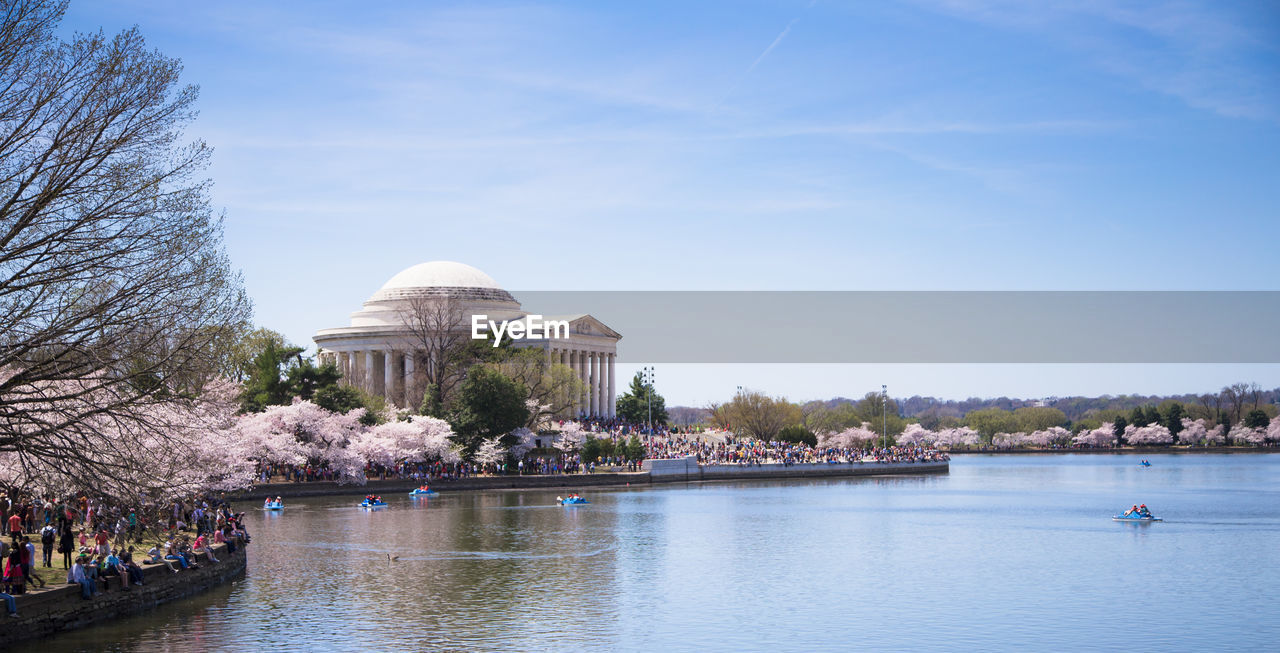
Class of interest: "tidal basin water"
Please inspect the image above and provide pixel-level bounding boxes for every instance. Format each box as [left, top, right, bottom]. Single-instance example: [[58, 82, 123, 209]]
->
[[24, 454, 1280, 652]]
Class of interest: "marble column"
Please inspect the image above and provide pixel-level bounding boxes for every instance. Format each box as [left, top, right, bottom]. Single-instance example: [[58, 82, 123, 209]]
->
[[364, 350, 375, 394], [574, 351, 586, 417], [588, 352, 598, 416], [404, 353, 415, 409], [384, 351, 395, 404], [607, 353, 616, 417], [351, 350, 363, 391]]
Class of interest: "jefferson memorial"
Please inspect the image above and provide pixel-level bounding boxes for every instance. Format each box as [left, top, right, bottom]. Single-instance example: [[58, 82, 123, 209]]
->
[[314, 261, 621, 417]]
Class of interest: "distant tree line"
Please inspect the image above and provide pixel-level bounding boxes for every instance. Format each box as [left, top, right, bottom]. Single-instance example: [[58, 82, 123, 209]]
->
[[678, 382, 1279, 448]]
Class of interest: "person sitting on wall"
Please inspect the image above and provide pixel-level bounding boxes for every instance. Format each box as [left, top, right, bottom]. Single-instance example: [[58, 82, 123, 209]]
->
[[83, 551, 100, 590], [0, 587, 16, 616], [121, 548, 144, 586], [163, 537, 191, 569], [68, 555, 94, 599], [104, 550, 129, 590], [147, 543, 179, 573]]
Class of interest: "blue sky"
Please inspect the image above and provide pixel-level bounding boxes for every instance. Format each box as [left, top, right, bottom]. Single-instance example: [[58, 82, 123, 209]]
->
[[62, 1, 1280, 405]]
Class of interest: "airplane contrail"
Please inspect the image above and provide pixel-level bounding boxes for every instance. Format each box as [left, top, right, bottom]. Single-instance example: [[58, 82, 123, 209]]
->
[[745, 17, 800, 76]]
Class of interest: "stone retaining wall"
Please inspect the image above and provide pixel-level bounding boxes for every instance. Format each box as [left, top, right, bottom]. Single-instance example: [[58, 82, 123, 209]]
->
[[1, 542, 247, 647], [238, 472, 647, 500], [239, 458, 949, 500]]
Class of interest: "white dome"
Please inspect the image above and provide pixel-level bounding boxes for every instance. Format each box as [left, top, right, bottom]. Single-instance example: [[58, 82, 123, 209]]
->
[[367, 261, 517, 305], [378, 261, 502, 291]]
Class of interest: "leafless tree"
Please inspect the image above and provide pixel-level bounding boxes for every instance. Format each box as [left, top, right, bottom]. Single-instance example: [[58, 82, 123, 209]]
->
[[705, 401, 730, 430], [1221, 383, 1250, 425], [723, 390, 797, 441], [493, 349, 584, 428], [396, 294, 476, 411], [1197, 393, 1221, 423], [0, 1, 250, 486]]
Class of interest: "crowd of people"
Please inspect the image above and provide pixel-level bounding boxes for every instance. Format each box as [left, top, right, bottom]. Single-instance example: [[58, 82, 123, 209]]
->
[[0, 492, 251, 615], [240, 419, 947, 486], [644, 434, 949, 466]]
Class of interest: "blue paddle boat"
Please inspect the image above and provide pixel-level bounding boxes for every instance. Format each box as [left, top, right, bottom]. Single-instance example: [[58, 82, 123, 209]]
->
[[1113, 511, 1161, 523], [360, 496, 388, 509], [559, 496, 590, 505], [1140, 460, 1151, 467], [409, 487, 437, 496], [262, 501, 284, 511]]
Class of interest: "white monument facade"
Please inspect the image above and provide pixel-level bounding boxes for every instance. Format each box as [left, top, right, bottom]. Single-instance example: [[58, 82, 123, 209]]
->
[[314, 261, 621, 417]]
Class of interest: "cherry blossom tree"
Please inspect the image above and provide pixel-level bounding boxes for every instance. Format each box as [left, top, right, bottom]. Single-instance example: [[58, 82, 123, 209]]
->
[[934, 427, 982, 449], [1124, 423, 1173, 446], [525, 399, 554, 431], [474, 437, 507, 467], [1029, 426, 1071, 447], [237, 401, 463, 481], [554, 421, 587, 453], [1267, 417, 1280, 444], [897, 424, 937, 447], [817, 423, 879, 449], [1228, 424, 1265, 446], [0, 378, 254, 501], [992, 432, 1026, 449], [508, 427, 537, 459], [233, 399, 367, 483], [1178, 418, 1209, 446], [1073, 423, 1115, 448], [1204, 423, 1226, 446], [0, 4, 256, 496]]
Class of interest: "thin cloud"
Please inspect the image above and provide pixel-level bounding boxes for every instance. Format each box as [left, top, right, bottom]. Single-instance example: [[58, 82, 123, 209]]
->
[[912, 0, 1279, 121]]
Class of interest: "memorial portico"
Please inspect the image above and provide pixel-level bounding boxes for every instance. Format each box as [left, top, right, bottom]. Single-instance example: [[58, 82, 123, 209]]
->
[[314, 261, 621, 417]]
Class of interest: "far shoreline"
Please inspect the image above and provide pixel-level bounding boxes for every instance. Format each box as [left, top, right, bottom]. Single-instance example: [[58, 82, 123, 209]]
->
[[950, 447, 1280, 455]]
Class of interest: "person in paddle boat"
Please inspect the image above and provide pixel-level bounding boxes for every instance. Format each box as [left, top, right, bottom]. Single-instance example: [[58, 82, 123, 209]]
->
[[1139, 504, 1151, 517], [1123, 505, 1140, 516], [264, 498, 271, 509]]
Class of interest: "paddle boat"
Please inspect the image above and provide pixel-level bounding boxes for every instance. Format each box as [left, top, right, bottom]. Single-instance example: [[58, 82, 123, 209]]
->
[[1113, 513, 1161, 522], [409, 486, 437, 497], [1140, 460, 1151, 467], [1114, 504, 1160, 522], [262, 501, 284, 511], [360, 495, 388, 509], [559, 495, 589, 505]]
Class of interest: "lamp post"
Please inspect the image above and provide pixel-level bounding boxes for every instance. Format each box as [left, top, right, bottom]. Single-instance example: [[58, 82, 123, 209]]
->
[[643, 366, 655, 435], [881, 384, 888, 450]]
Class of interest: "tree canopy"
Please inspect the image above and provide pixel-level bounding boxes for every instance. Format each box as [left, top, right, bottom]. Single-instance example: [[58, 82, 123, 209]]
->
[[448, 366, 529, 454], [0, 0, 251, 492]]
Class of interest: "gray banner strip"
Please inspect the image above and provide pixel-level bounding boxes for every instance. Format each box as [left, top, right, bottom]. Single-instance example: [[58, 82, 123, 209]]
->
[[508, 291, 1280, 363]]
